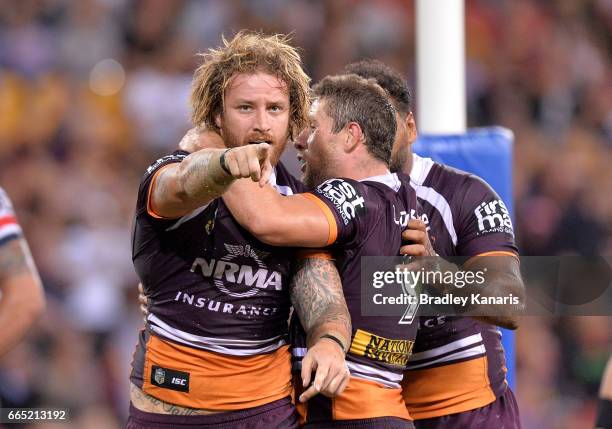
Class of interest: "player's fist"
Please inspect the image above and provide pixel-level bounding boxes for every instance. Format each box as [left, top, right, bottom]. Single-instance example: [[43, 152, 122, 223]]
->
[[400, 219, 436, 257], [221, 143, 273, 187]]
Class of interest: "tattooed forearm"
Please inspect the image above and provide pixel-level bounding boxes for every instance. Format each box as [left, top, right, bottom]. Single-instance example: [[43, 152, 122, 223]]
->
[[130, 383, 218, 416], [151, 148, 235, 218], [0, 237, 44, 356], [290, 258, 351, 349], [178, 149, 233, 199], [0, 239, 32, 280]]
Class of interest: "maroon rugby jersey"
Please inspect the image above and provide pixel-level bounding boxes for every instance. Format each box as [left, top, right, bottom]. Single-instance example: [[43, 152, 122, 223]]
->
[[130, 150, 305, 410], [293, 172, 421, 422], [402, 154, 518, 419]]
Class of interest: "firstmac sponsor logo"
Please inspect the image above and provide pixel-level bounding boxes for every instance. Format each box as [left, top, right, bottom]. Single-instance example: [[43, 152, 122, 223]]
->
[[474, 199, 514, 235], [317, 179, 365, 225]]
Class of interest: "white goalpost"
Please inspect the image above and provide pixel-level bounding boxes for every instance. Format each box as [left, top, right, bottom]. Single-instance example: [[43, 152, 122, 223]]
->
[[416, 0, 466, 134]]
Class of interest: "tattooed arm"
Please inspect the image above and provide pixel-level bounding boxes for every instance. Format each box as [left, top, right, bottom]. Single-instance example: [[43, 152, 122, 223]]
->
[[150, 140, 273, 219], [291, 257, 352, 402], [291, 257, 351, 349], [0, 238, 45, 356], [130, 383, 218, 415]]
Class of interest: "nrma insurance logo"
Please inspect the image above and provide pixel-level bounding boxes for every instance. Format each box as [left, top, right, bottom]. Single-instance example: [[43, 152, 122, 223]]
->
[[190, 244, 282, 298]]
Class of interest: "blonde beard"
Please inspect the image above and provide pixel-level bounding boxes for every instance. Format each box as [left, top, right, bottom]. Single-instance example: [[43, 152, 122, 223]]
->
[[179, 127, 289, 166], [221, 129, 288, 167]]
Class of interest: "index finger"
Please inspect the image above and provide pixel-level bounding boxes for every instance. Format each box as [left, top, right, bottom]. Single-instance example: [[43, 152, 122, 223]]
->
[[299, 383, 320, 402], [247, 149, 262, 182], [402, 228, 427, 244], [399, 244, 427, 257], [255, 143, 271, 162], [406, 218, 427, 231], [311, 362, 330, 394], [259, 159, 273, 187], [301, 353, 315, 388]]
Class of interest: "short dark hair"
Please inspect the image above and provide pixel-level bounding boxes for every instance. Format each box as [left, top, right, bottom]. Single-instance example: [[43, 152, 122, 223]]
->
[[312, 74, 396, 166], [344, 59, 412, 115]]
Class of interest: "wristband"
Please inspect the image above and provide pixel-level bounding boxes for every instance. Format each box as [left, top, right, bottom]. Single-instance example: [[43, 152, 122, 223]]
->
[[219, 149, 232, 176], [320, 334, 347, 354]]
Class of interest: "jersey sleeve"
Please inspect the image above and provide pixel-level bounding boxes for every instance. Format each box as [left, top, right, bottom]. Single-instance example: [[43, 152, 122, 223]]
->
[[303, 178, 368, 247], [0, 188, 22, 246], [454, 175, 518, 257], [136, 150, 190, 220], [274, 162, 308, 194]]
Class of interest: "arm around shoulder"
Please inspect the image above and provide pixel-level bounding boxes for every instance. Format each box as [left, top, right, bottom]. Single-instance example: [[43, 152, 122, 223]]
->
[[223, 180, 333, 247]]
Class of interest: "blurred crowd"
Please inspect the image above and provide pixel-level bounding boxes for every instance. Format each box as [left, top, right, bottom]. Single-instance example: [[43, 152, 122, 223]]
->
[[0, 0, 609, 427]]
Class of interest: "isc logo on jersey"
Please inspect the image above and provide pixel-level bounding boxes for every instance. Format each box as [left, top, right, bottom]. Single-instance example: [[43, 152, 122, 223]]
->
[[317, 179, 365, 225], [474, 199, 514, 235], [190, 244, 282, 298]]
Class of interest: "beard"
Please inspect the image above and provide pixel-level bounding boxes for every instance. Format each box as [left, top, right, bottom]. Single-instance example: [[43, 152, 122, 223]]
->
[[303, 156, 334, 190], [390, 142, 410, 174]]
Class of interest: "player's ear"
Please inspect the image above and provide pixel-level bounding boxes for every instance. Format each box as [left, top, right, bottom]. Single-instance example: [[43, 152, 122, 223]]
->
[[406, 112, 417, 144], [344, 122, 362, 152], [214, 113, 222, 129]]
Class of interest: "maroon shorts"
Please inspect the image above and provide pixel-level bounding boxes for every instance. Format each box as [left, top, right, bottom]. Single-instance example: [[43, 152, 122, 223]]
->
[[126, 396, 298, 429], [414, 388, 521, 429], [304, 417, 414, 429]]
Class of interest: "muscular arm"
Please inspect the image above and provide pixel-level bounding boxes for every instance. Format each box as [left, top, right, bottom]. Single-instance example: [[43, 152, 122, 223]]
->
[[222, 179, 331, 247], [463, 255, 525, 330], [150, 149, 234, 219], [0, 238, 45, 356], [419, 256, 524, 330], [401, 221, 524, 330], [151, 142, 271, 219], [290, 257, 351, 351]]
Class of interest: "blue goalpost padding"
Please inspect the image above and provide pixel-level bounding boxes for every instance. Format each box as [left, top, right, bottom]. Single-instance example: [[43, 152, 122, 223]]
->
[[412, 126, 516, 389]]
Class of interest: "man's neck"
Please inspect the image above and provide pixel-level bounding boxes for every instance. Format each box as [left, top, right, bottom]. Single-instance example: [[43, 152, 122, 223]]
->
[[335, 158, 390, 181]]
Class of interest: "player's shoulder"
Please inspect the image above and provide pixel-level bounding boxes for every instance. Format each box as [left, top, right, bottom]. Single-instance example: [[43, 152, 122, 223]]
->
[[411, 155, 498, 201], [143, 150, 190, 181], [0, 186, 22, 245], [0, 186, 12, 209], [320, 173, 403, 202], [312, 173, 406, 207], [0, 186, 17, 218], [312, 176, 366, 202], [361, 172, 403, 194]]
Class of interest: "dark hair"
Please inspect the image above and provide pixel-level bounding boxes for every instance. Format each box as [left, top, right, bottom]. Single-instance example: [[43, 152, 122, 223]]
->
[[312, 74, 396, 166], [344, 59, 412, 115]]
